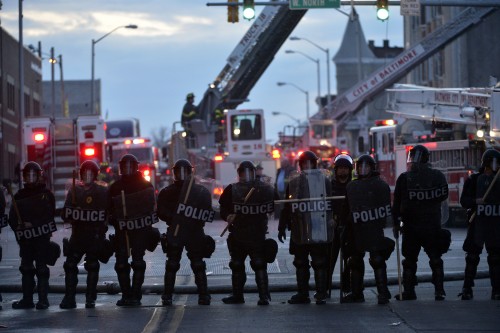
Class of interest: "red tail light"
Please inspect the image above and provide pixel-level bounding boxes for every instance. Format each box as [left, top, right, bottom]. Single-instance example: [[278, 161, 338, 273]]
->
[[214, 154, 224, 162], [34, 133, 45, 142], [84, 147, 95, 156]]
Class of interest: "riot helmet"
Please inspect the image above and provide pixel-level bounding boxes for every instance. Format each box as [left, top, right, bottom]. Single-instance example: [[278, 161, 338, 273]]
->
[[407, 145, 430, 164], [22, 161, 43, 185], [237, 160, 256, 182], [333, 153, 353, 182], [355, 154, 376, 178], [481, 149, 500, 172], [80, 160, 99, 184], [119, 154, 139, 176], [298, 151, 318, 171], [172, 159, 193, 181]]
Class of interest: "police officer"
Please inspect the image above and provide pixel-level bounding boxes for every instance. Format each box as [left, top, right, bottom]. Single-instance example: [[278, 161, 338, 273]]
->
[[108, 154, 158, 306], [278, 151, 334, 305], [219, 161, 277, 305], [9, 162, 56, 310], [459, 149, 500, 300], [393, 145, 449, 301], [328, 153, 358, 299], [343, 155, 394, 304], [157, 159, 214, 306], [59, 160, 110, 309]]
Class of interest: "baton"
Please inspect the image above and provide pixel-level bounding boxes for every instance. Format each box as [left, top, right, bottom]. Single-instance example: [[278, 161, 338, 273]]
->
[[274, 196, 345, 204], [121, 190, 131, 258], [396, 231, 403, 301], [339, 241, 344, 303], [220, 187, 255, 237], [174, 174, 195, 237], [468, 169, 500, 223]]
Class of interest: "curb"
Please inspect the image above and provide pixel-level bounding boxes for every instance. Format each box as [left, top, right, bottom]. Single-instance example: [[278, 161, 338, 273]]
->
[[0, 271, 490, 295]]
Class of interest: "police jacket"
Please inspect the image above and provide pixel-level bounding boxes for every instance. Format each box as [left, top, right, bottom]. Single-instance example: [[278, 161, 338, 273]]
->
[[460, 172, 481, 211], [107, 172, 155, 229], [157, 181, 213, 229], [393, 164, 448, 228], [9, 183, 55, 232]]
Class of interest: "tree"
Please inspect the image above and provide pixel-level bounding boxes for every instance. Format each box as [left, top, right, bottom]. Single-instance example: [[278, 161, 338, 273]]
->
[[150, 126, 170, 148]]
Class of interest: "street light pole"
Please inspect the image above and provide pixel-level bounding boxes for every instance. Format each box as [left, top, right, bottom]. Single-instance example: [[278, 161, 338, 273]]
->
[[271, 111, 301, 126], [90, 24, 137, 115], [289, 36, 331, 105], [276, 82, 310, 122], [285, 50, 321, 111], [50, 47, 56, 118]]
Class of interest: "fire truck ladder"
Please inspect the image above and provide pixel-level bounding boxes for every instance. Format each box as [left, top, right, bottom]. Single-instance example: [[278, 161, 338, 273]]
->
[[318, 6, 497, 124]]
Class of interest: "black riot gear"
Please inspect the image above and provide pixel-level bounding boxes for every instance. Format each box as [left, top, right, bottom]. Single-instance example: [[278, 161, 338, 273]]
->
[[237, 160, 256, 182], [119, 154, 139, 176], [480, 149, 500, 171], [407, 145, 430, 164], [22, 161, 43, 185], [355, 155, 376, 179], [172, 159, 193, 182], [298, 151, 318, 171], [80, 160, 100, 184]]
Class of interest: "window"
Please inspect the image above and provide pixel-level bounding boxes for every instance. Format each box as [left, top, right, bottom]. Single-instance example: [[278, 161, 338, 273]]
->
[[7, 82, 15, 111], [230, 114, 262, 141], [24, 93, 31, 115]]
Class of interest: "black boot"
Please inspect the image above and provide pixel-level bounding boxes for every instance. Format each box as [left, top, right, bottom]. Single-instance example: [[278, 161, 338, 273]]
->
[[459, 254, 479, 300], [255, 270, 270, 306], [488, 255, 500, 300], [288, 266, 311, 304], [60, 262, 78, 309], [130, 269, 145, 307], [162, 270, 176, 306], [13, 269, 36, 309], [313, 268, 328, 305], [36, 275, 50, 310], [85, 263, 99, 309], [343, 267, 365, 303], [193, 265, 211, 306], [222, 271, 246, 304], [115, 263, 132, 306], [374, 268, 391, 305], [430, 258, 446, 301], [395, 266, 417, 301]]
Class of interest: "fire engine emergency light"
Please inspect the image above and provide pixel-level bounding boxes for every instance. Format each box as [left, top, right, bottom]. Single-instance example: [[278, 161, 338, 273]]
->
[[84, 147, 96, 156], [34, 133, 45, 142]]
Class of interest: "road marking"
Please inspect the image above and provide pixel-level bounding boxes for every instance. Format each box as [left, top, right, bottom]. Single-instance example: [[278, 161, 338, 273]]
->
[[141, 296, 188, 333]]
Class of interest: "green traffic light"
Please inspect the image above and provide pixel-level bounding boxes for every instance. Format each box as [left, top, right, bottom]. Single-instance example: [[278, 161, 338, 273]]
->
[[243, 0, 255, 20], [377, 8, 389, 21]]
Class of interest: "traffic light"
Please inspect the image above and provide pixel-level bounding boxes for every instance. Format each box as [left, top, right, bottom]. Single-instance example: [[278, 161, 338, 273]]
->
[[227, 0, 239, 23], [242, 0, 255, 21], [376, 0, 389, 21]]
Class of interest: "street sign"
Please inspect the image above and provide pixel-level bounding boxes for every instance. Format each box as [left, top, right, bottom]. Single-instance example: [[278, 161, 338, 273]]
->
[[400, 0, 420, 16], [289, 0, 340, 10]]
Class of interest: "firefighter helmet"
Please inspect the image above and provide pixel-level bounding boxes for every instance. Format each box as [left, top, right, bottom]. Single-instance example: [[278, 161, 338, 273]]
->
[[298, 150, 318, 171], [481, 149, 500, 171], [119, 154, 139, 176], [356, 154, 376, 178], [80, 160, 100, 184], [22, 161, 43, 185], [172, 159, 193, 181], [407, 145, 430, 164], [186, 92, 195, 100], [237, 160, 256, 182]]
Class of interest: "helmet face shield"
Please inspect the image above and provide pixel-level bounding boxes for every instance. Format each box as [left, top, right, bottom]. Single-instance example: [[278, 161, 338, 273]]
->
[[174, 166, 191, 181], [120, 161, 137, 176], [407, 149, 427, 164], [23, 169, 39, 184], [357, 162, 371, 177], [82, 169, 95, 184], [300, 160, 314, 171], [492, 157, 498, 172], [239, 168, 255, 182]]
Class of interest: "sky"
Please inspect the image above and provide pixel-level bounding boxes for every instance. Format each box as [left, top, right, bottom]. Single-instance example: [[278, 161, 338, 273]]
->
[[0, 0, 404, 144]]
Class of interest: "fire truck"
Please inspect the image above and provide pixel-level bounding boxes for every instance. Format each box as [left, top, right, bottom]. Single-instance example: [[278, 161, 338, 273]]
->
[[108, 136, 160, 190], [23, 115, 106, 211], [369, 83, 500, 225]]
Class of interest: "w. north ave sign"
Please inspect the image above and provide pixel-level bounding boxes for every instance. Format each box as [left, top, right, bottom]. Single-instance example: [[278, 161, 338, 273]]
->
[[289, 0, 341, 9]]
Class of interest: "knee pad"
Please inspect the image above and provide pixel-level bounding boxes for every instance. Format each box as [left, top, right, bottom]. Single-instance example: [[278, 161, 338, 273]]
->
[[293, 256, 310, 270], [229, 259, 245, 272], [250, 258, 266, 272], [465, 253, 480, 266], [19, 265, 35, 276], [63, 261, 79, 273], [84, 260, 100, 273], [165, 259, 180, 273], [131, 260, 146, 272], [35, 265, 50, 279], [115, 262, 131, 274], [487, 254, 500, 266], [347, 256, 364, 271], [402, 258, 417, 271], [369, 254, 386, 270], [429, 257, 443, 270], [190, 260, 206, 273], [311, 256, 328, 271]]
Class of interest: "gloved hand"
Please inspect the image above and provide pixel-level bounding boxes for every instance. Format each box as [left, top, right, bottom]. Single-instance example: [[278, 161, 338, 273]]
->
[[278, 230, 287, 243], [393, 219, 402, 239], [226, 214, 236, 224]]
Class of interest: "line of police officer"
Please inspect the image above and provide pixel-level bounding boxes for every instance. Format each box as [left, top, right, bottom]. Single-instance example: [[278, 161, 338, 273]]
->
[[3, 146, 499, 309]]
